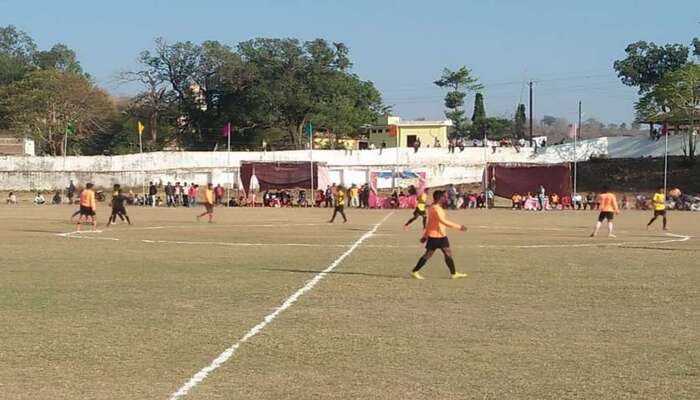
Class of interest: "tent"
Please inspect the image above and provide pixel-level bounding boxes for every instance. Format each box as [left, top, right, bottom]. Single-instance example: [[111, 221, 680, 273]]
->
[[485, 163, 571, 198], [240, 161, 331, 194]]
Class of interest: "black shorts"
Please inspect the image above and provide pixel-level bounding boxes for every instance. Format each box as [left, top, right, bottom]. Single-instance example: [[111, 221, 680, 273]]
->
[[205, 203, 214, 213], [653, 210, 666, 217], [598, 211, 614, 222], [79, 206, 95, 217], [413, 208, 426, 217], [111, 207, 127, 215], [426, 237, 450, 250]]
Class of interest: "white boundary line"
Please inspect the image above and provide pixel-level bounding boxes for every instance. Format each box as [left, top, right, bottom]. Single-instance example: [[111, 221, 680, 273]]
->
[[167, 212, 394, 400], [142, 239, 347, 248], [55, 231, 120, 241], [479, 232, 691, 249]]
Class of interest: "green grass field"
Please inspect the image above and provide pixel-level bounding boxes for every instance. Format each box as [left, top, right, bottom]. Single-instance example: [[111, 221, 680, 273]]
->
[[1, 204, 699, 399]]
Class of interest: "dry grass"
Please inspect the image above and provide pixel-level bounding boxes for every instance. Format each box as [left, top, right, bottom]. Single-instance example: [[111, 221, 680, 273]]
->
[[0, 204, 698, 399]]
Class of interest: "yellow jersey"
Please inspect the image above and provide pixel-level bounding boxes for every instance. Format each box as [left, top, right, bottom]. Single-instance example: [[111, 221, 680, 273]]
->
[[416, 192, 427, 211], [204, 189, 214, 204], [336, 190, 345, 207], [652, 192, 666, 211]]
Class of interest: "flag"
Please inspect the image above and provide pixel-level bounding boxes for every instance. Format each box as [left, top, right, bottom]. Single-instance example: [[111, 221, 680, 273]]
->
[[306, 122, 314, 140], [222, 122, 232, 137], [388, 125, 398, 137], [567, 124, 577, 139], [137, 121, 145, 136], [65, 122, 75, 136]]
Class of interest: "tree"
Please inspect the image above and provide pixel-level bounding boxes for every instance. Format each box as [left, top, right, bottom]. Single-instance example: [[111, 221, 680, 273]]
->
[[34, 44, 83, 75], [434, 66, 482, 137], [467, 117, 513, 140], [514, 104, 526, 139], [649, 64, 700, 158], [0, 70, 115, 155], [471, 92, 486, 123], [613, 41, 690, 94]]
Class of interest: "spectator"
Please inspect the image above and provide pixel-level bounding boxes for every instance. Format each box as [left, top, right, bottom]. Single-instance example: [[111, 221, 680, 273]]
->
[[67, 180, 76, 204], [174, 182, 182, 206], [550, 193, 560, 209], [413, 138, 421, 153], [165, 182, 175, 207], [380, 140, 387, 155], [188, 184, 198, 207], [33, 192, 46, 205], [512, 193, 522, 209], [586, 192, 596, 210], [7, 192, 17, 205], [573, 193, 583, 210], [324, 185, 333, 207], [467, 192, 477, 208], [52, 191, 62, 205], [486, 188, 495, 209], [315, 189, 325, 207], [390, 191, 399, 208], [182, 182, 190, 207], [148, 181, 157, 207], [433, 138, 441, 148], [350, 184, 360, 208], [214, 184, 225, 205], [457, 138, 465, 152], [537, 185, 546, 211]]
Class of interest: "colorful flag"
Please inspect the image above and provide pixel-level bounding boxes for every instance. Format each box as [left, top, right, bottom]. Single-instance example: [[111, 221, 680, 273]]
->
[[567, 124, 577, 139], [388, 125, 398, 137], [65, 122, 75, 136], [222, 122, 232, 137], [137, 121, 145, 136]]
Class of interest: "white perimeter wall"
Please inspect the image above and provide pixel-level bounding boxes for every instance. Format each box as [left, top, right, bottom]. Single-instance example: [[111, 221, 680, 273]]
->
[[0, 136, 690, 191]]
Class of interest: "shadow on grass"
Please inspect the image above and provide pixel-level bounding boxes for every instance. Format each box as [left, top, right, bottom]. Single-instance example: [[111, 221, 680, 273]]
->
[[262, 267, 405, 279]]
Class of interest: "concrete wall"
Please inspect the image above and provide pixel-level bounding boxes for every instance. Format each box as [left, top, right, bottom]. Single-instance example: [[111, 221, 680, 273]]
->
[[0, 136, 689, 191]]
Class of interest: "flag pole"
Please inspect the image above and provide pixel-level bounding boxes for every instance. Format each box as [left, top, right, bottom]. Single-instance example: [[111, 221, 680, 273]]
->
[[483, 122, 489, 208], [139, 123, 144, 199], [575, 101, 581, 197], [663, 124, 669, 196], [227, 122, 231, 205], [308, 123, 314, 208]]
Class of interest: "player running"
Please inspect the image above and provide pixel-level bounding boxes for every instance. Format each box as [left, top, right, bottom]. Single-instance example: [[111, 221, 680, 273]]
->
[[76, 183, 97, 232], [590, 186, 620, 238], [404, 189, 429, 230], [411, 190, 468, 280], [329, 184, 347, 223], [108, 187, 131, 226], [196, 183, 215, 223], [646, 187, 668, 231]]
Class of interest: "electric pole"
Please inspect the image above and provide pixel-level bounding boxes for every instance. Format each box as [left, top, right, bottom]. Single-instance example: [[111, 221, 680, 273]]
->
[[529, 80, 533, 146]]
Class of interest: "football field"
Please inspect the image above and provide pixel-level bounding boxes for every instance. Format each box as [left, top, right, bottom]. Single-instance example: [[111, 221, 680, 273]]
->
[[1, 205, 699, 399]]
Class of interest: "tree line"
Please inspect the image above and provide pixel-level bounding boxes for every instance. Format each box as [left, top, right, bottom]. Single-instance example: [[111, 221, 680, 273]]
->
[[0, 25, 387, 155]]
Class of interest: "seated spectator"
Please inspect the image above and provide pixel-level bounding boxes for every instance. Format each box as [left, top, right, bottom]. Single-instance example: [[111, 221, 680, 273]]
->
[[390, 191, 399, 209], [315, 190, 324, 207], [467, 193, 477, 208], [34, 192, 46, 205], [550, 193, 560, 209], [572, 193, 583, 210], [52, 191, 62, 204], [298, 190, 308, 207], [561, 195, 572, 210], [7, 192, 18, 205], [621, 195, 630, 210], [511, 193, 522, 209]]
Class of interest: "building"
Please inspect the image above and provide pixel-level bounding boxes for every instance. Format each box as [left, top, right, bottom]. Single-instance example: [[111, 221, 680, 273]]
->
[[0, 136, 35, 156], [367, 115, 452, 149]]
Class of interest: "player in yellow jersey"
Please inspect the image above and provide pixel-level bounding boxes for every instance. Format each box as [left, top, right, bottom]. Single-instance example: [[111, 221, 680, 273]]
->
[[404, 189, 429, 229], [646, 187, 668, 231], [411, 190, 468, 280], [196, 183, 215, 223], [329, 184, 347, 223], [590, 186, 620, 238]]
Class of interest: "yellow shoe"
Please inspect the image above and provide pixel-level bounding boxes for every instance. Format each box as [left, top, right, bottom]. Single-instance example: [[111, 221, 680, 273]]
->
[[411, 271, 425, 280], [450, 272, 468, 279]]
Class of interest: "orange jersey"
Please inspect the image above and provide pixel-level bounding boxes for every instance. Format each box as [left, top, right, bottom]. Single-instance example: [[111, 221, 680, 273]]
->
[[423, 204, 461, 238], [598, 192, 619, 213], [80, 189, 96, 210]]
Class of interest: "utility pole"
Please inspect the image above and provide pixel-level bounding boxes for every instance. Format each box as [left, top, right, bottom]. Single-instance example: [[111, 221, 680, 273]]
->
[[529, 81, 533, 146], [575, 101, 582, 197]]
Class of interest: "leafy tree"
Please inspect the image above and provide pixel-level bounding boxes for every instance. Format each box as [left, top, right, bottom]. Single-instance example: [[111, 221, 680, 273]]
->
[[0, 70, 115, 155], [648, 64, 700, 158], [467, 117, 513, 140], [34, 44, 83, 75], [613, 41, 689, 94], [514, 104, 526, 139], [471, 92, 485, 123], [434, 66, 482, 136]]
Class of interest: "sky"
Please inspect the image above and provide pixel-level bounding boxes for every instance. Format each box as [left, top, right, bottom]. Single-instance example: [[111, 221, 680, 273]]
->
[[2, 0, 699, 125]]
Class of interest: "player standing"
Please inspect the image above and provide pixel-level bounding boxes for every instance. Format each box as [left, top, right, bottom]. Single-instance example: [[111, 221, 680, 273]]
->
[[404, 189, 429, 229], [196, 183, 215, 223], [411, 190, 468, 280], [329, 184, 347, 223], [108, 188, 131, 226], [76, 183, 97, 232], [590, 186, 620, 238], [646, 187, 668, 231]]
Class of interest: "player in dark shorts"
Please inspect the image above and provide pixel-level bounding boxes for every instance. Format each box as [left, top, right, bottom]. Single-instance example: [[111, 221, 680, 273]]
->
[[329, 185, 347, 223], [404, 189, 429, 229], [411, 190, 468, 280], [646, 187, 668, 231], [108, 188, 131, 226], [196, 183, 215, 223], [76, 183, 97, 231], [590, 186, 620, 238]]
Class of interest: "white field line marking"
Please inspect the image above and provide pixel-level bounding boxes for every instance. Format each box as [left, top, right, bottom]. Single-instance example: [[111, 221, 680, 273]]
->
[[167, 212, 394, 400], [55, 231, 120, 241], [479, 232, 691, 249], [142, 239, 345, 248]]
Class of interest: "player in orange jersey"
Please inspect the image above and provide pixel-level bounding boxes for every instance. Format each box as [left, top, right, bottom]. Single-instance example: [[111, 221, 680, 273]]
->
[[590, 186, 620, 238]]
